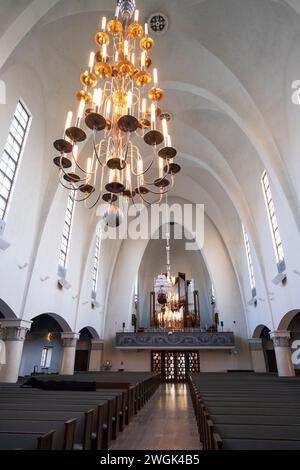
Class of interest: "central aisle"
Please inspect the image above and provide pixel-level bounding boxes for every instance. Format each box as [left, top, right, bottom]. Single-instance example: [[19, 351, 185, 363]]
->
[[109, 383, 201, 450]]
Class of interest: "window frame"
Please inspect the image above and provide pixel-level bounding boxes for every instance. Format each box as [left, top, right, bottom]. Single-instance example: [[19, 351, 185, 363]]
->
[[59, 191, 76, 269], [0, 99, 31, 221], [92, 226, 101, 296], [261, 170, 285, 265], [242, 224, 256, 292]]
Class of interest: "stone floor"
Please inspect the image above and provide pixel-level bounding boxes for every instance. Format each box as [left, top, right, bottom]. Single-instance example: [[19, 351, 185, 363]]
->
[[109, 383, 201, 450]]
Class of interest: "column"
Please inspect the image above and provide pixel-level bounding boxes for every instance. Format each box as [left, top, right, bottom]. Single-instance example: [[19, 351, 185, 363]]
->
[[88, 340, 104, 371], [248, 338, 267, 373], [0, 319, 32, 383], [270, 330, 295, 377], [59, 332, 79, 375]]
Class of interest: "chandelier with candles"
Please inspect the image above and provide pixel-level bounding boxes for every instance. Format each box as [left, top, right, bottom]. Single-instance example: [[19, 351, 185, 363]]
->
[[153, 206, 184, 330], [52, 0, 181, 223]]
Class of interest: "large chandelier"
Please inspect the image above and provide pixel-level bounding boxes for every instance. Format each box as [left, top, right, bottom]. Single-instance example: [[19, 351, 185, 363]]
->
[[52, 0, 181, 222], [153, 208, 184, 330]]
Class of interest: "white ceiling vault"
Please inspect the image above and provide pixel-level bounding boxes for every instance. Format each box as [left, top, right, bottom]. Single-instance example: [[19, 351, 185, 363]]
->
[[1, 0, 300, 343]]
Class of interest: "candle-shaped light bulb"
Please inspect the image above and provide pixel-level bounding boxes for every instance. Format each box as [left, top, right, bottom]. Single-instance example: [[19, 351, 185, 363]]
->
[[108, 169, 114, 183], [131, 53, 135, 66], [85, 157, 92, 183], [87, 157, 92, 173], [166, 135, 172, 148], [151, 103, 156, 130], [77, 99, 85, 125], [93, 88, 102, 113], [73, 144, 78, 162], [88, 51, 95, 71], [159, 156, 164, 179], [126, 163, 131, 188], [65, 111, 73, 132], [145, 23, 149, 36], [124, 40, 129, 59], [142, 98, 147, 117], [127, 91, 133, 115], [138, 160, 144, 185], [162, 118, 168, 141], [153, 68, 158, 86], [115, 50, 119, 63], [134, 10, 139, 22], [141, 51, 146, 69], [115, 5, 120, 19], [101, 16, 107, 31], [102, 44, 107, 62], [106, 99, 112, 120]]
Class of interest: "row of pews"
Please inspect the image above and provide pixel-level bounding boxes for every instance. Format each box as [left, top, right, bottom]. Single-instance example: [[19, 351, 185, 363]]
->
[[189, 372, 300, 450], [0, 372, 160, 450]]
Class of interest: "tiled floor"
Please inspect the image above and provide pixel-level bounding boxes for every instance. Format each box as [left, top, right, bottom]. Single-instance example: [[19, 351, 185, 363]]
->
[[109, 383, 201, 450]]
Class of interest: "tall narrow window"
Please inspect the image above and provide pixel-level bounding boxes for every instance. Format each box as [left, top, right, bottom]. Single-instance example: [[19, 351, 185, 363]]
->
[[261, 171, 285, 266], [59, 192, 75, 268], [92, 227, 101, 296], [242, 225, 256, 292], [40, 347, 52, 369], [0, 100, 31, 220], [211, 284, 216, 305]]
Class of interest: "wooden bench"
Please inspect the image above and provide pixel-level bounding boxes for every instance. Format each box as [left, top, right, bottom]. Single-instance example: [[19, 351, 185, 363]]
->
[[0, 431, 54, 450], [0, 418, 76, 450]]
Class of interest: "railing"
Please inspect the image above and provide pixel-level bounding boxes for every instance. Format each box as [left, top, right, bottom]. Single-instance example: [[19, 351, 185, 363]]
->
[[116, 331, 235, 349]]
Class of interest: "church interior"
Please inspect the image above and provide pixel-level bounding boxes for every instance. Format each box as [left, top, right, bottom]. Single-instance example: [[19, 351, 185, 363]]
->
[[1, 0, 300, 453]]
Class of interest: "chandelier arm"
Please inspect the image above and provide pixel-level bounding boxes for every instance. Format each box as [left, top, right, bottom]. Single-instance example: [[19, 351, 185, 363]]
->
[[121, 135, 131, 165], [73, 192, 94, 203], [83, 189, 103, 210], [58, 174, 78, 191], [58, 162, 95, 185], [142, 175, 175, 196], [93, 132, 104, 168], [57, 151, 93, 180], [142, 159, 171, 186], [144, 185, 172, 196], [137, 191, 163, 206], [131, 153, 156, 177], [58, 164, 80, 183]]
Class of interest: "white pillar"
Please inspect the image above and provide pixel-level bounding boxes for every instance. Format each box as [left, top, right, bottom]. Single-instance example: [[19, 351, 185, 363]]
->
[[270, 330, 295, 377], [88, 340, 104, 371], [249, 338, 267, 373], [59, 333, 79, 375], [0, 320, 32, 383]]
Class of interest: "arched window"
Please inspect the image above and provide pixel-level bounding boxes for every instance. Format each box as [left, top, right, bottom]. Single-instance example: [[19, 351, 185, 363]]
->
[[261, 171, 285, 269], [0, 100, 31, 220], [59, 191, 75, 268], [242, 225, 256, 295], [92, 226, 101, 297]]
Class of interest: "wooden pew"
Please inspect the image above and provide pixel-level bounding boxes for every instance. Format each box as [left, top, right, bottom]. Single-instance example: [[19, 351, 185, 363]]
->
[[0, 431, 54, 450], [0, 419, 77, 450], [0, 410, 93, 450], [189, 373, 300, 450]]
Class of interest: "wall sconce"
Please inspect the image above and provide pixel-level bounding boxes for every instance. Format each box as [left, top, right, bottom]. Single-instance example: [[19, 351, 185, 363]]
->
[[47, 333, 53, 343]]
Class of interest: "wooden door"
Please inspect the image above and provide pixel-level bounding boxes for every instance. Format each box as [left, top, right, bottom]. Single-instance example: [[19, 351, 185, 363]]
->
[[74, 350, 89, 372], [152, 351, 200, 382]]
